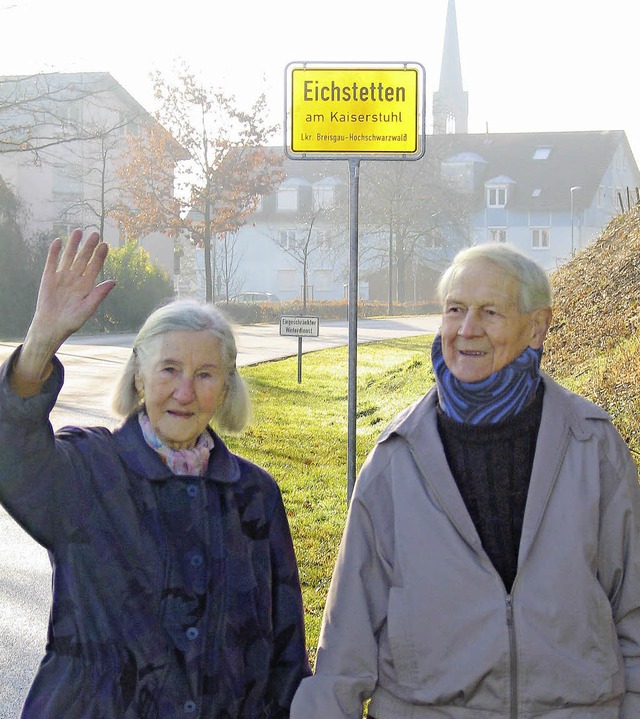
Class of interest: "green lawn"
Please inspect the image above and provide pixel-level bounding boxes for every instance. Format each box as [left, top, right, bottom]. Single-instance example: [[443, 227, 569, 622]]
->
[[222, 335, 436, 662]]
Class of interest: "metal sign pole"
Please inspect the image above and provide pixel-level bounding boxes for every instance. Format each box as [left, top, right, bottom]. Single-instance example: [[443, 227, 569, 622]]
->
[[346, 158, 360, 504], [283, 61, 426, 504]]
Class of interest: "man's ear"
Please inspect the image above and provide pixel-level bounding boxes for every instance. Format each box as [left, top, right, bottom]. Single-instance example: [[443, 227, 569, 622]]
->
[[529, 307, 552, 349], [134, 372, 143, 395]]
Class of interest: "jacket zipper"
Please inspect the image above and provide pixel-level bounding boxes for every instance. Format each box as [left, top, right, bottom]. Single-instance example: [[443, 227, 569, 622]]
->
[[506, 594, 517, 719]]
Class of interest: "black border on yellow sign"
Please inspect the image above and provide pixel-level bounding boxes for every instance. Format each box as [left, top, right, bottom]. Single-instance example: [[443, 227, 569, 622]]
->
[[284, 61, 426, 161]]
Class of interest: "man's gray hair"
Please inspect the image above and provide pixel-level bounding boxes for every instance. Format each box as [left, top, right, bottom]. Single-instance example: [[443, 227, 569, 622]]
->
[[436, 243, 552, 312], [111, 299, 251, 433]]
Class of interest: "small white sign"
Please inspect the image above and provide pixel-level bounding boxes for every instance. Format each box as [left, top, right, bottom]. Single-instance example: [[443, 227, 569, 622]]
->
[[279, 315, 320, 337]]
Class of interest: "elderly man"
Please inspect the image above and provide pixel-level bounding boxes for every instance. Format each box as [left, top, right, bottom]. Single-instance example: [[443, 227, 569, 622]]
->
[[292, 243, 640, 718]]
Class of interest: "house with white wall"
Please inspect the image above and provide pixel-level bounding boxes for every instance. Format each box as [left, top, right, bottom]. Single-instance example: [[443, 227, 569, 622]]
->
[[175, 157, 352, 303], [430, 129, 640, 271], [186, 121, 639, 305], [0, 72, 181, 279]]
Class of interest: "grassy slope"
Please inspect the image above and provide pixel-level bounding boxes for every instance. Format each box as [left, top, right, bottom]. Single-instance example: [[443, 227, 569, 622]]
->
[[543, 203, 640, 459]]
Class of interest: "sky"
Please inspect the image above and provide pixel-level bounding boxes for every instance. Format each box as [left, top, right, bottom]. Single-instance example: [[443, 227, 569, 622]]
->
[[2, 0, 640, 161]]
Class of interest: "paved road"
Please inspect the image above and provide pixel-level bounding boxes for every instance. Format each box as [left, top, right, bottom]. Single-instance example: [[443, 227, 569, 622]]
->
[[0, 315, 440, 716]]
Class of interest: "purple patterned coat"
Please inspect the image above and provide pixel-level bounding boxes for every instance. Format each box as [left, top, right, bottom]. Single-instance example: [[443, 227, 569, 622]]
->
[[0, 352, 310, 718]]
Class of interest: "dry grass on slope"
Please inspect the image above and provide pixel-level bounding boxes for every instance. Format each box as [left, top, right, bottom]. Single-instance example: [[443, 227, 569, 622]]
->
[[542, 203, 640, 455], [543, 203, 640, 377]]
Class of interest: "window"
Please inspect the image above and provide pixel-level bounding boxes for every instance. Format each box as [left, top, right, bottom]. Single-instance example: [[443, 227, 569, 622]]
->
[[531, 228, 549, 249], [425, 231, 444, 249], [279, 229, 297, 250], [277, 186, 298, 211], [445, 112, 456, 134], [533, 147, 551, 160], [597, 186, 607, 209], [278, 268, 296, 292], [442, 162, 472, 192], [61, 104, 81, 129], [313, 269, 333, 291], [615, 187, 624, 212], [52, 164, 82, 199], [487, 186, 507, 207], [118, 112, 139, 136], [489, 228, 507, 243], [441, 152, 485, 193], [313, 184, 334, 211], [52, 222, 73, 239]]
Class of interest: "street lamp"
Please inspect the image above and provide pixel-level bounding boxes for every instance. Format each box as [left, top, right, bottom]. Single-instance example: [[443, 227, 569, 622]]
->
[[570, 186, 581, 256]]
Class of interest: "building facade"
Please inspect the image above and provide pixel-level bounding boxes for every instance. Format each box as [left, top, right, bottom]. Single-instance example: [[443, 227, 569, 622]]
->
[[0, 72, 180, 279]]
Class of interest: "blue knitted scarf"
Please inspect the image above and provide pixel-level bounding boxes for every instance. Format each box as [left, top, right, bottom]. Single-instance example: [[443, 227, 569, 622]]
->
[[431, 333, 543, 424]]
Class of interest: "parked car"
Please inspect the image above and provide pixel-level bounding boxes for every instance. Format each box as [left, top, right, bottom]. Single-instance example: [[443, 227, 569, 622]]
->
[[230, 292, 281, 304]]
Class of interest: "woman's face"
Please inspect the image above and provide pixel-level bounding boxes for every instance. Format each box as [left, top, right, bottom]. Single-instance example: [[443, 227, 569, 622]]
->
[[440, 259, 549, 383], [135, 330, 227, 450]]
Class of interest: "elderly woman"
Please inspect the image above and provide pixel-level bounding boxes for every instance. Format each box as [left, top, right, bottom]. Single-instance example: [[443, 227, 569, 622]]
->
[[0, 230, 310, 718], [291, 243, 640, 718]]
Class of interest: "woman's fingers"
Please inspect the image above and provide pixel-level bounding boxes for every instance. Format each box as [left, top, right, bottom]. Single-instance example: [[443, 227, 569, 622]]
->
[[41, 237, 63, 278], [83, 236, 110, 282], [57, 228, 83, 272], [48, 229, 109, 290], [70, 231, 102, 276]]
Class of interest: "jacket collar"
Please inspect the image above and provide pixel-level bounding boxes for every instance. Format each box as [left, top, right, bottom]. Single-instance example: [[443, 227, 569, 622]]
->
[[112, 414, 241, 484], [377, 371, 614, 555], [381, 371, 611, 447]]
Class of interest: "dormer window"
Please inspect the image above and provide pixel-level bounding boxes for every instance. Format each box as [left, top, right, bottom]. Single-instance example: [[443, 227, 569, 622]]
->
[[485, 175, 514, 208], [441, 152, 487, 193], [533, 147, 551, 160], [487, 186, 507, 207]]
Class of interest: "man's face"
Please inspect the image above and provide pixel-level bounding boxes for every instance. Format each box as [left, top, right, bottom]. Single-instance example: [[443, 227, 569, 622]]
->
[[440, 259, 549, 383]]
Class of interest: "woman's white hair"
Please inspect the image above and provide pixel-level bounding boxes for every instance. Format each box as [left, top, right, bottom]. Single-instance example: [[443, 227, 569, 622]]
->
[[111, 299, 251, 433], [436, 243, 552, 312]]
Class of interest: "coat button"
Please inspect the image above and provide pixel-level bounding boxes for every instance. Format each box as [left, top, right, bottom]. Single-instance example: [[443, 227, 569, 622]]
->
[[183, 699, 197, 713], [187, 484, 198, 497], [186, 627, 199, 640]]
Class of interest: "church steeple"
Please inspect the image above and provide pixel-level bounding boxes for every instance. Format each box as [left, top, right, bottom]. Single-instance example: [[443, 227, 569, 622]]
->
[[432, 0, 468, 134]]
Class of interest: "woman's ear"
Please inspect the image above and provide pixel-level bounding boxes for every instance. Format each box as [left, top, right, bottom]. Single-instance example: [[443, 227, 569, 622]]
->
[[529, 307, 552, 349]]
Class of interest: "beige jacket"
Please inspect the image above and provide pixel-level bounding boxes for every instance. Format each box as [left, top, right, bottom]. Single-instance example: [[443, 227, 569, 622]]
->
[[292, 373, 640, 718]]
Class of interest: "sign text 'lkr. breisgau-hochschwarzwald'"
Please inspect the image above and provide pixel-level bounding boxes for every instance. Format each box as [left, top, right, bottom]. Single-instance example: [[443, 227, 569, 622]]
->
[[289, 66, 421, 156]]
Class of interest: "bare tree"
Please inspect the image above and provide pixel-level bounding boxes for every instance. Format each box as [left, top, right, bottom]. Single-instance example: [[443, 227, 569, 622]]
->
[[217, 230, 245, 303], [0, 73, 140, 161], [270, 208, 339, 309], [50, 124, 129, 240], [355, 155, 472, 306]]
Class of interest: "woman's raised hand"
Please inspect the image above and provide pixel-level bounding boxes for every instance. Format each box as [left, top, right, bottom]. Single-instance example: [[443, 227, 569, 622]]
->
[[32, 230, 115, 342], [10, 229, 116, 396]]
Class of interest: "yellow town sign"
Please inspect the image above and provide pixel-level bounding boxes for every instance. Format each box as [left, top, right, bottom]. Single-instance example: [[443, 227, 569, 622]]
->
[[285, 63, 425, 159]]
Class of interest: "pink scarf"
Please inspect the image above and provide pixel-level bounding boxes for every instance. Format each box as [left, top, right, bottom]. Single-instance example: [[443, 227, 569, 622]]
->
[[138, 411, 214, 476]]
